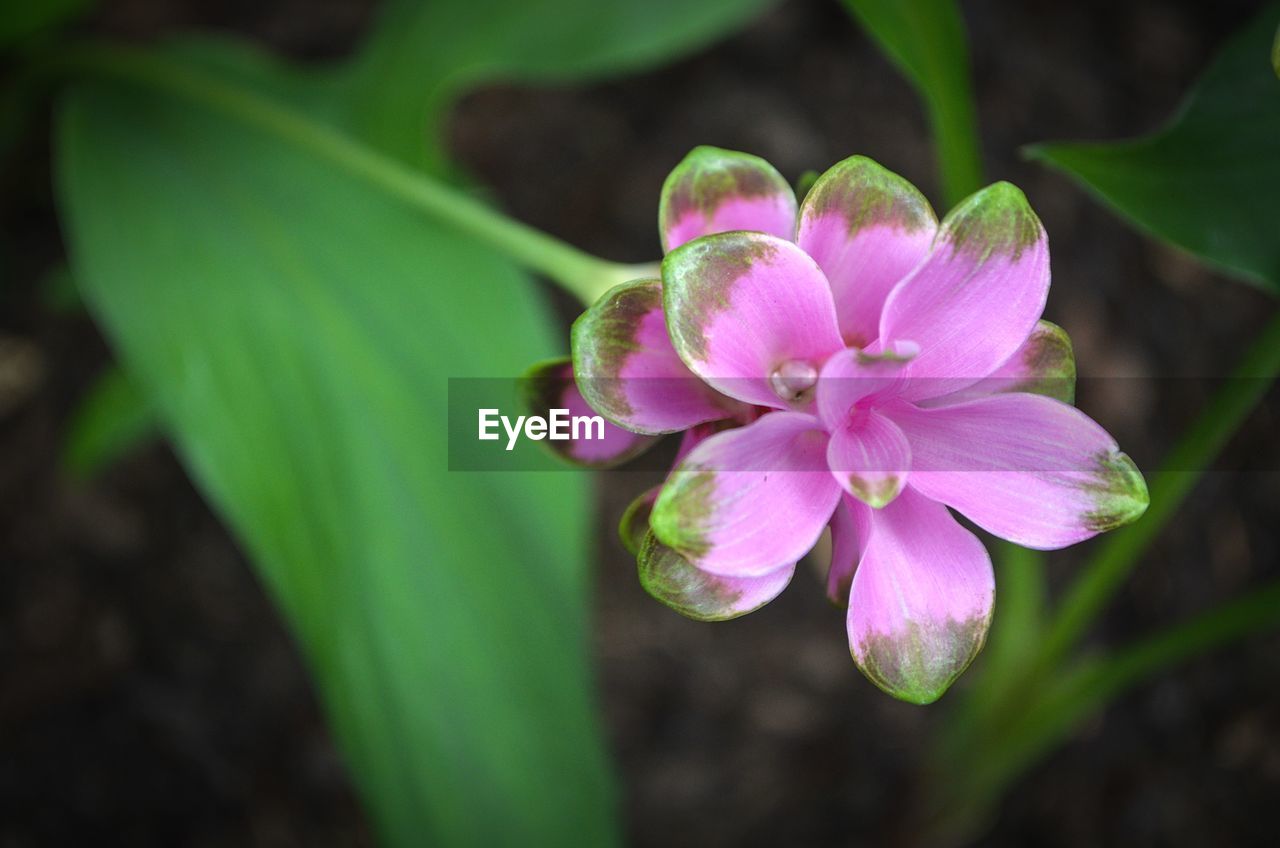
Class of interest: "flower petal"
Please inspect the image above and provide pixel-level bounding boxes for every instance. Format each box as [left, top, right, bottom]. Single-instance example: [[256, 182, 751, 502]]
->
[[638, 531, 794, 621], [826, 409, 911, 508], [825, 495, 871, 606], [879, 182, 1051, 401], [521, 358, 657, 467], [815, 344, 917, 430], [923, 320, 1076, 406], [847, 488, 994, 705], [618, 422, 745, 556], [662, 232, 844, 408], [572, 278, 736, 434], [650, 411, 840, 577], [890, 393, 1149, 549], [659, 146, 798, 252], [618, 486, 660, 556], [797, 156, 937, 347]]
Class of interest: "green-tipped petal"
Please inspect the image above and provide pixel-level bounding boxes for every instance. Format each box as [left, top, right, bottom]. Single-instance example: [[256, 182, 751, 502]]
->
[[618, 486, 659, 556], [571, 278, 733, 434], [846, 489, 994, 705], [940, 181, 1045, 261], [1080, 449, 1149, 533], [659, 146, 797, 252], [649, 412, 840, 578], [927, 319, 1077, 406], [520, 357, 656, 468], [797, 156, 938, 346], [661, 232, 844, 409], [638, 531, 794, 622], [892, 394, 1149, 549], [879, 181, 1050, 403]]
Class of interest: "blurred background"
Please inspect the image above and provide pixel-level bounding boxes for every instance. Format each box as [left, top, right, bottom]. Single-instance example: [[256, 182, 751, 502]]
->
[[2, 0, 1278, 845]]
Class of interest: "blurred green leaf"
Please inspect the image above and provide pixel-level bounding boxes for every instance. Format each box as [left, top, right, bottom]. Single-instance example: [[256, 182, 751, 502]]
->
[[50, 0, 776, 838], [0, 0, 91, 49], [57, 72, 614, 847], [338, 0, 777, 170], [62, 365, 157, 475], [1027, 4, 1280, 294], [840, 0, 982, 206]]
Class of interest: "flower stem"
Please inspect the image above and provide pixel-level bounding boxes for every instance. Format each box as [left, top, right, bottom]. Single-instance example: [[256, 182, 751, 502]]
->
[[923, 578, 1280, 844], [928, 308, 1280, 840], [47, 44, 652, 306], [841, 0, 983, 207], [1039, 308, 1280, 668], [924, 81, 983, 208]]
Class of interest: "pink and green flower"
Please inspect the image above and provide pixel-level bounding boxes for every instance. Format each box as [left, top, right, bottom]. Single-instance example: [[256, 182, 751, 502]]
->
[[529, 146, 1147, 704]]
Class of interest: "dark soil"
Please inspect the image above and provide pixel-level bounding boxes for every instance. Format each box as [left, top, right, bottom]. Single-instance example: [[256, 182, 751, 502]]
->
[[2, 1, 1278, 846]]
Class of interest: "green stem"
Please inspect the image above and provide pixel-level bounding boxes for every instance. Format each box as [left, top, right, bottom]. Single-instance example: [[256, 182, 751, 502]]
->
[[1040, 308, 1280, 668], [842, 0, 983, 207], [923, 88, 982, 208], [926, 579, 1280, 843], [976, 542, 1047, 685], [48, 45, 652, 306]]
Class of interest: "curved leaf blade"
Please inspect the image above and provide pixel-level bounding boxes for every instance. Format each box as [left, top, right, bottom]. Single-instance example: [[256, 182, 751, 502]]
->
[[56, 77, 615, 847], [1027, 4, 1280, 294], [340, 0, 777, 169]]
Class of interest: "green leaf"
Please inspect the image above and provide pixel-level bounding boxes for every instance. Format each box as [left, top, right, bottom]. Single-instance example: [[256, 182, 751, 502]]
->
[[1026, 4, 1280, 294], [56, 73, 615, 848], [337, 0, 777, 170], [840, 0, 982, 206], [62, 365, 157, 475]]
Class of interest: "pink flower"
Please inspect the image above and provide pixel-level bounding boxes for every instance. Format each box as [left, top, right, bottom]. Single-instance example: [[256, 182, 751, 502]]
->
[[545, 147, 1148, 703], [522, 150, 794, 469]]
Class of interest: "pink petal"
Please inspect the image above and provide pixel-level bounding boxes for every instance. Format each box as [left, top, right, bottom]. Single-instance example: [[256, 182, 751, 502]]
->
[[889, 393, 1149, 549], [522, 359, 657, 467], [638, 531, 794, 621], [825, 495, 871, 606], [572, 278, 737, 434], [879, 182, 1051, 402], [797, 156, 937, 347], [815, 344, 918, 430], [662, 232, 844, 409], [923, 320, 1076, 407], [847, 487, 994, 704], [671, 417, 745, 464], [659, 146, 798, 252], [826, 409, 911, 508], [619, 420, 752, 556], [650, 412, 841, 577]]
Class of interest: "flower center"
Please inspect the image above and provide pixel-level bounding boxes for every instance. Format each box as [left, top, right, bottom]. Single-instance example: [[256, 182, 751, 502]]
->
[[769, 359, 818, 403]]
